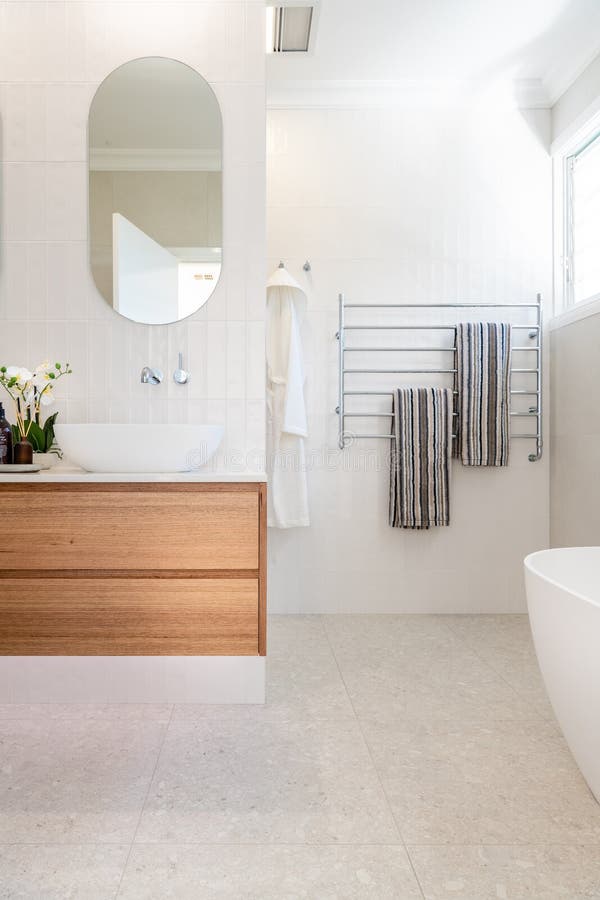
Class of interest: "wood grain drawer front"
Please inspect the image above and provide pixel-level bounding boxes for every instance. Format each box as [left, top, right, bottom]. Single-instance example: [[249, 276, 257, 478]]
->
[[0, 490, 259, 571], [0, 578, 259, 656]]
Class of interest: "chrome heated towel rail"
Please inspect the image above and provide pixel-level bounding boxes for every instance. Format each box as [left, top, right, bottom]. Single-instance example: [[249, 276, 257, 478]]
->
[[336, 293, 543, 462]]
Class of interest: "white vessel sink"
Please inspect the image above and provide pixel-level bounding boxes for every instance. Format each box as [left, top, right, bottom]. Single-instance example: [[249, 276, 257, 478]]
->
[[55, 424, 224, 473]]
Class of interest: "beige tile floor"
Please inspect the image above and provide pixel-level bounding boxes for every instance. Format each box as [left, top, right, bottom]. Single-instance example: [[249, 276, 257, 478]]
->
[[1, 615, 600, 899]]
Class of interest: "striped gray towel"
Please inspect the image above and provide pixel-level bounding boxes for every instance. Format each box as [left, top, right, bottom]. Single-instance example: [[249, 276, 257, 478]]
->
[[389, 387, 452, 529], [454, 322, 512, 466]]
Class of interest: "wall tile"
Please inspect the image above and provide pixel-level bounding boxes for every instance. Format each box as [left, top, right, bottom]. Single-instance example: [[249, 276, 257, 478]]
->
[[46, 85, 94, 163], [226, 320, 246, 399], [218, 83, 266, 168], [0, 84, 46, 162], [206, 321, 228, 396], [2, 163, 46, 241], [245, 319, 264, 401], [242, 1, 265, 84], [187, 320, 208, 399], [0, 2, 68, 83], [46, 163, 87, 241], [26, 320, 48, 368], [0, 243, 30, 320]]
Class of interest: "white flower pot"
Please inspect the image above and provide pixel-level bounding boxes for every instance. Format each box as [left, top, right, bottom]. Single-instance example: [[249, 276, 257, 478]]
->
[[33, 452, 59, 470]]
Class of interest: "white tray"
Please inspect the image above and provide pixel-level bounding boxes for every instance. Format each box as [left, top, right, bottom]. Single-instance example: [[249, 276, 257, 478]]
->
[[0, 464, 41, 473]]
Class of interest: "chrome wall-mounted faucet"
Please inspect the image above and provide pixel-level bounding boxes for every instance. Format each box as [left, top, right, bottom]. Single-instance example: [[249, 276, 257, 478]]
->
[[140, 366, 163, 385], [173, 353, 190, 385]]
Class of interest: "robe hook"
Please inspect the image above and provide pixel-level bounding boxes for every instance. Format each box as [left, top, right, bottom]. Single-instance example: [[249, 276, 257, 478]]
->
[[278, 259, 311, 272]]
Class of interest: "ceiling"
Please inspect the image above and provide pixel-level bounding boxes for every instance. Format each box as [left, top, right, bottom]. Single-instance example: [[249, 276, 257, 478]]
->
[[267, 0, 600, 107]]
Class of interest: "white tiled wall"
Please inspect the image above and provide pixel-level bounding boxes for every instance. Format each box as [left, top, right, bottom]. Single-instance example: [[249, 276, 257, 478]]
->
[[0, 1, 266, 467], [267, 103, 552, 613]]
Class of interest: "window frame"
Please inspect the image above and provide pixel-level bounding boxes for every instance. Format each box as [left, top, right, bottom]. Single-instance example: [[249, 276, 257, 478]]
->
[[563, 129, 600, 310]]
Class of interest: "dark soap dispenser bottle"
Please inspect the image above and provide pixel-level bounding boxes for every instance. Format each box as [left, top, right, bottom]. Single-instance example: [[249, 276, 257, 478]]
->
[[0, 403, 13, 465]]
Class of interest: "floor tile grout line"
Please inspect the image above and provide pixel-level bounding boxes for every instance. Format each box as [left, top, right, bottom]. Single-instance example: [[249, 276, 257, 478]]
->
[[112, 703, 175, 900], [442, 616, 552, 723], [321, 619, 427, 900], [320, 616, 546, 731], [442, 615, 534, 660], [403, 845, 430, 898], [318, 615, 595, 890], [411, 621, 600, 829]]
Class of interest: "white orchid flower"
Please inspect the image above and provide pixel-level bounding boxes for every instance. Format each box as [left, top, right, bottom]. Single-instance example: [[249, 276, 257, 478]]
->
[[15, 367, 33, 386], [31, 371, 50, 388], [1, 362, 70, 435]]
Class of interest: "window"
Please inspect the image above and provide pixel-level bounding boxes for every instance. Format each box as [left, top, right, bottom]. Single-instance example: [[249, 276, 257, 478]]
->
[[565, 132, 600, 307]]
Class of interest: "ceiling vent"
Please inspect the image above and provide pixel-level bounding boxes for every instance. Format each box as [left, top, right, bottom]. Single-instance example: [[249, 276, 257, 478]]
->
[[267, 6, 315, 53]]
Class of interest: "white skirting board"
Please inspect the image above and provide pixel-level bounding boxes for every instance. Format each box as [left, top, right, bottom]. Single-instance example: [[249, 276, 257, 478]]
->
[[0, 656, 266, 704]]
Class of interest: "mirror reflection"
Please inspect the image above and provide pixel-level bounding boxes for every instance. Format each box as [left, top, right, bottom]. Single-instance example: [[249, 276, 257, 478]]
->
[[88, 57, 222, 325]]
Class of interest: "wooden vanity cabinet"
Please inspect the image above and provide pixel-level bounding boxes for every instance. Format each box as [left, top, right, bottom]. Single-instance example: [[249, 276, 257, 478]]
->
[[0, 482, 267, 657]]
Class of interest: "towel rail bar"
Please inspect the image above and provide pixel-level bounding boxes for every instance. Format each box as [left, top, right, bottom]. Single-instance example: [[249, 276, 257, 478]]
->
[[343, 367, 538, 375], [336, 293, 544, 461], [342, 325, 538, 332], [342, 389, 540, 397], [344, 368, 458, 374], [342, 433, 538, 441], [344, 302, 540, 309], [344, 345, 539, 352], [343, 411, 537, 419]]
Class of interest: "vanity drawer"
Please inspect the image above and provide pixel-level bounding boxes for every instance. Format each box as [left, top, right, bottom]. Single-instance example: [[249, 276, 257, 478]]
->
[[0, 577, 259, 655], [0, 486, 259, 571]]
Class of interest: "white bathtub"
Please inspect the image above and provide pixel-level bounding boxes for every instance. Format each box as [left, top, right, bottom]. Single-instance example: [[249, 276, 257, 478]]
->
[[525, 547, 600, 802]]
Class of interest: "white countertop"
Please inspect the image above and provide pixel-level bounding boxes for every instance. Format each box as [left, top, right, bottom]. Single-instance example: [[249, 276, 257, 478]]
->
[[0, 465, 267, 484]]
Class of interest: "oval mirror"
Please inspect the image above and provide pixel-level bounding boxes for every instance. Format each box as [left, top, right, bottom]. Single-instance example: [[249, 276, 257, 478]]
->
[[88, 57, 222, 325]]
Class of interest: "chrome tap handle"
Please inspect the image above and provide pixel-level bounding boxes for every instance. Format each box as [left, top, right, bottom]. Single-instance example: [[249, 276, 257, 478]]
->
[[173, 353, 190, 385], [140, 366, 163, 385]]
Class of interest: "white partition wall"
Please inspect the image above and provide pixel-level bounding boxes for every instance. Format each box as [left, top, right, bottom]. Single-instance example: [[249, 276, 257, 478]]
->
[[113, 214, 179, 324], [267, 101, 552, 614]]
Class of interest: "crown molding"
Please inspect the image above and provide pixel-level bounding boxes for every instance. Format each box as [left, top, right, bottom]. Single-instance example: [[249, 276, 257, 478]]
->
[[267, 78, 550, 110], [89, 148, 221, 172], [513, 79, 550, 109], [551, 95, 600, 157], [545, 45, 600, 107]]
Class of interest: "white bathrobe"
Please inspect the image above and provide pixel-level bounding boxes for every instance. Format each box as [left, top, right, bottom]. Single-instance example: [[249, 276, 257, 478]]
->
[[266, 266, 310, 528]]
